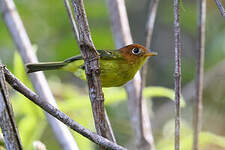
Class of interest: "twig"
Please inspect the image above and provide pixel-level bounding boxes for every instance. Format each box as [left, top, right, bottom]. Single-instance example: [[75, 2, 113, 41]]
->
[[104, 109, 117, 142], [174, 0, 181, 150], [145, 0, 160, 49], [0, 63, 23, 150], [214, 0, 225, 20], [140, 0, 160, 147], [0, 0, 79, 149], [106, 0, 155, 149], [140, 0, 159, 92], [70, 0, 116, 144], [182, 57, 225, 102], [193, 0, 206, 150], [174, 0, 181, 149], [139, 0, 160, 149], [3, 67, 126, 150], [63, 0, 80, 43]]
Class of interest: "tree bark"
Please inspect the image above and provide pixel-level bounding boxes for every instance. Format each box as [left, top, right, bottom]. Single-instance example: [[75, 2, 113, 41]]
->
[[174, 0, 182, 149], [0, 63, 23, 150], [70, 0, 116, 144]]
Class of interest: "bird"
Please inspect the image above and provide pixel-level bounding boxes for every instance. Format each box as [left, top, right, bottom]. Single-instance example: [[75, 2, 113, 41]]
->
[[26, 44, 157, 87]]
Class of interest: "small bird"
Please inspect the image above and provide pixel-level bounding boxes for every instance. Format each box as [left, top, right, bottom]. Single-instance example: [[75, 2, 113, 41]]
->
[[26, 44, 157, 87]]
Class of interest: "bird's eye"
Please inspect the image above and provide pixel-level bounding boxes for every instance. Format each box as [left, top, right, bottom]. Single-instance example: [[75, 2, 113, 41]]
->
[[132, 47, 141, 55]]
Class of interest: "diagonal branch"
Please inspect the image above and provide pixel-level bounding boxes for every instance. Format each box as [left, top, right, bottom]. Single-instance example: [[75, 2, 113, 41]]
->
[[106, 0, 133, 47], [145, 0, 160, 49], [214, 0, 225, 20], [140, 0, 160, 90], [174, 0, 182, 149], [0, 0, 79, 149], [193, 0, 206, 150], [0, 63, 23, 150], [3, 67, 126, 150], [63, 0, 80, 43], [70, 0, 116, 143]]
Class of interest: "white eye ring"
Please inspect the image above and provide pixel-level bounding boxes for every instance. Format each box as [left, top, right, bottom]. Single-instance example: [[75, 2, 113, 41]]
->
[[132, 47, 141, 55]]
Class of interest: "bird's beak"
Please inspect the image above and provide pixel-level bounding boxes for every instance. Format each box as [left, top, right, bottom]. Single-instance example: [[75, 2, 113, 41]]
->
[[145, 51, 158, 56]]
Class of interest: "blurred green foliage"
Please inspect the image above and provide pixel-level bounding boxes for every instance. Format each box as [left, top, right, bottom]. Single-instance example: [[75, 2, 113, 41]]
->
[[157, 120, 225, 150], [1, 0, 225, 149]]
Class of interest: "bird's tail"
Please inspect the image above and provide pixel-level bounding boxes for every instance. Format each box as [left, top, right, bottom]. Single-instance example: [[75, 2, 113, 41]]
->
[[26, 62, 67, 73]]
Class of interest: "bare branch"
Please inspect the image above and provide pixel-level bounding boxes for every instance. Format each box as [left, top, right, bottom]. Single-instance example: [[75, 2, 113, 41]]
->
[[0, 0, 79, 149], [3, 67, 126, 150], [139, 0, 160, 149], [104, 109, 117, 143], [106, 0, 133, 47], [140, 0, 159, 92], [70, 0, 116, 143], [182, 57, 225, 102], [63, 0, 80, 43], [145, 0, 160, 49], [106, 0, 155, 149], [174, 0, 182, 149], [0, 63, 23, 150], [214, 0, 225, 20], [193, 0, 206, 150]]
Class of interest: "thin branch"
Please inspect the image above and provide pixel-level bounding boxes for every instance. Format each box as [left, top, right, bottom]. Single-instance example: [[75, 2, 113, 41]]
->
[[106, 0, 133, 47], [0, 63, 23, 150], [0, 0, 79, 149], [174, 0, 182, 150], [182, 57, 225, 102], [3, 67, 126, 150], [106, 0, 155, 149], [63, 0, 80, 43], [70, 0, 116, 143], [139, 0, 160, 149], [140, 0, 160, 92], [193, 0, 206, 150], [104, 109, 117, 143], [214, 0, 225, 20], [145, 0, 160, 49]]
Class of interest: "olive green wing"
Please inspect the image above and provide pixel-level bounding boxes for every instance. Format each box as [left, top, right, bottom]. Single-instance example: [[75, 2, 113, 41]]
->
[[62, 50, 122, 81], [64, 50, 122, 62], [97, 50, 122, 60]]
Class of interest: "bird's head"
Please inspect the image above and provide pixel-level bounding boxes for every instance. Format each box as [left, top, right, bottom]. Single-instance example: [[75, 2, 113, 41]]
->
[[119, 44, 157, 64]]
